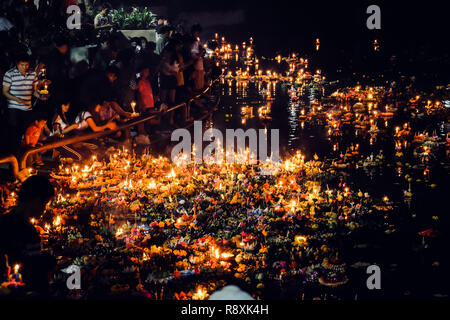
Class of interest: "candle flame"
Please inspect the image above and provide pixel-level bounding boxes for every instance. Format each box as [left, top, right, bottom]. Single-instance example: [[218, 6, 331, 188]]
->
[[167, 169, 176, 178], [53, 216, 61, 226], [148, 179, 156, 189], [295, 235, 307, 244]]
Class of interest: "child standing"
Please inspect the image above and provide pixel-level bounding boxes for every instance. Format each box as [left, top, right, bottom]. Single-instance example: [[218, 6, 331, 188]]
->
[[137, 66, 155, 112], [136, 66, 165, 145]]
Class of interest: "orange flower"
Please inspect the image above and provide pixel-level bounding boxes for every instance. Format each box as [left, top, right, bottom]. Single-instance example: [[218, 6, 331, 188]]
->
[[173, 250, 187, 257]]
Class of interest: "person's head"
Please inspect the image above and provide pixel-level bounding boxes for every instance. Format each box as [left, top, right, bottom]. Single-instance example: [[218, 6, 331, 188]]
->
[[61, 101, 70, 114], [101, 3, 111, 15], [15, 53, 31, 74], [34, 116, 47, 129], [105, 65, 119, 83], [191, 24, 202, 38], [175, 23, 186, 36], [170, 36, 183, 51], [140, 37, 148, 49], [147, 41, 156, 52], [88, 102, 104, 119], [139, 66, 150, 79], [54, 36, 69, 55], [157, 18, 168, 25], [159, 25, 171, 37], [130, 37, 140, 48], [17, 175, 55, 218]]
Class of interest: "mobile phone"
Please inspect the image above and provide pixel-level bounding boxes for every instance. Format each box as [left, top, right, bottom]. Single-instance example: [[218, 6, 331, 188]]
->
[[135, 45, 141, 53]]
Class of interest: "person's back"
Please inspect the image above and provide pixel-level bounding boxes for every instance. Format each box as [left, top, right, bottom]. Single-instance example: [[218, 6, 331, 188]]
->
[[0, 210, 55, 295], [0, 175, 55, 295], [0, 212, 41, 263], [46, 46, 70, 85], [79, 69, 110, 106], [93, 46, 112, 71], [114, 50, 137, 108], [155, 26, 170, 55], [97, 102, 117, 125]]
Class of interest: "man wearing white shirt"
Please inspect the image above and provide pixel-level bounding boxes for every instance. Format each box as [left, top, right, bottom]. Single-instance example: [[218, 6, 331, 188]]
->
[[2, 53, 39, 154]]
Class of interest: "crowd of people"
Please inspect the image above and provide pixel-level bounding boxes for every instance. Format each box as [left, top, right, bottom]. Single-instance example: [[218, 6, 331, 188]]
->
[[1, 2, 221, 164]]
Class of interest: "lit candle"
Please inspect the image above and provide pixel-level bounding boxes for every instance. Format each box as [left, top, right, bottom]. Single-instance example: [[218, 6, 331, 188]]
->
[[13, 264, 22, 282]]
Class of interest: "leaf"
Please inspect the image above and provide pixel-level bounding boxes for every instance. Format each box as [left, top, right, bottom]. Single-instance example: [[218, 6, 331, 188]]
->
[[111, 7, 156, 30]]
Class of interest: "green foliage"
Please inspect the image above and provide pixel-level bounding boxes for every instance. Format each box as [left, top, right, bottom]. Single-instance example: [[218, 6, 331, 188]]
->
[[111, 7, 157, 30]]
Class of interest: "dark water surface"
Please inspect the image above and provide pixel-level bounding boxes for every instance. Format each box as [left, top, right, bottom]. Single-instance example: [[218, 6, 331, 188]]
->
[[203, 79, 449, 299]]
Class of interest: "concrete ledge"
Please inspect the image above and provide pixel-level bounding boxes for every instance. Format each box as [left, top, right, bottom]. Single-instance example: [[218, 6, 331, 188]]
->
[[119, 29, 156, 43]]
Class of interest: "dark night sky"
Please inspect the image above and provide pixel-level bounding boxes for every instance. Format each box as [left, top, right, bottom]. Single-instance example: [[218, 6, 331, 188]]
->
[[146, 0, 447, 82], [157, 0, 448, 55]]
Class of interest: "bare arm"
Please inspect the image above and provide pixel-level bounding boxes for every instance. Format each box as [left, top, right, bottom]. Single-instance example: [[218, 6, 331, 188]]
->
[[95, 24, 113, 29], [2, 84, 28, 104], [86, 118, 117, 132], [62, 124, 79, 134], [108, 102, 132, 118], [24, 132, 33, 147], [43, 124, 51, 136]]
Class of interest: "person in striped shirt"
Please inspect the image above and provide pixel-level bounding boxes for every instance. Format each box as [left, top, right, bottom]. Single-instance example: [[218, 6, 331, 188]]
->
[[2, 53, 39, 154]]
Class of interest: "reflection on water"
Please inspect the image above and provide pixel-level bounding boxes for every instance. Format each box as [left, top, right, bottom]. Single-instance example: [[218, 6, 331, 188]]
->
[[207, 78, 449, 299], [213, 79, 329, 158]]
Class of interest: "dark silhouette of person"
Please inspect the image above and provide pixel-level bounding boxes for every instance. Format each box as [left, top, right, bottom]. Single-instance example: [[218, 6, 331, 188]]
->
[[0, 175, 56, 296]]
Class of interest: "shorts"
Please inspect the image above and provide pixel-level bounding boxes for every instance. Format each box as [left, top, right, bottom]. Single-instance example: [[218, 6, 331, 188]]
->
[[160, 73, 178, 90]]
